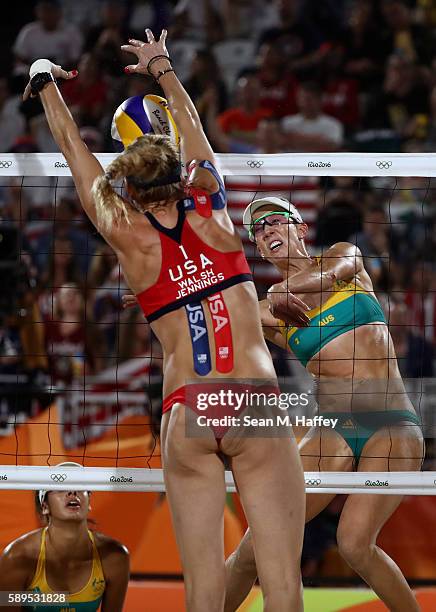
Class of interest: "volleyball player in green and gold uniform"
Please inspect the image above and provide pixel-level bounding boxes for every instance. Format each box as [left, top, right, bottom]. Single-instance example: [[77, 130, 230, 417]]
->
[[224, 198, 424, 612], [0, 464, 129, 612]]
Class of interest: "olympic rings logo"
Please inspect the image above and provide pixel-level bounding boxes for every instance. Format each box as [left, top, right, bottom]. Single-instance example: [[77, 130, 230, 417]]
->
[[305, 479, 321, 486], [50, 473, 67, 483], [246, 160, 264, 169], [0, 161, 12, 168], [376, 161, 392, 169]]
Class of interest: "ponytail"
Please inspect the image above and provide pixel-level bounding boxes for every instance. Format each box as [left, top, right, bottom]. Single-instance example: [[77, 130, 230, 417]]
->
[[91, 134, 184, 232]]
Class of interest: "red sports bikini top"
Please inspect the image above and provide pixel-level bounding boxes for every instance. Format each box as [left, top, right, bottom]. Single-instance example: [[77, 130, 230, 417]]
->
[[136, 161, 252, 322]]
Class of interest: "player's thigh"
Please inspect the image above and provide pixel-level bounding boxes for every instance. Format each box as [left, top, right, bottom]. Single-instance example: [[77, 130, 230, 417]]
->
[[299, 426, 354, 522], [230, 436, 305, 586]]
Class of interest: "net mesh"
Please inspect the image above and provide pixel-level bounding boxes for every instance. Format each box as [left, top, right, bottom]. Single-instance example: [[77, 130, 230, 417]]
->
[[0, 153, 435, 492]]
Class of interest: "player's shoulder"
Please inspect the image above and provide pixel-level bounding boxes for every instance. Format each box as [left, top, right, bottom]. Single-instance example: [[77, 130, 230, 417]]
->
[[93, 532, 129, 579], [1, 528, 43, 564], [187, 159, 220, 194], [323, 242, 361, 257], [93, 531, 129, 560]]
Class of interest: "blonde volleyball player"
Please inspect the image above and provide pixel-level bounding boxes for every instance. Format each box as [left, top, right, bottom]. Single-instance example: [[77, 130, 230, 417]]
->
[[0, 463, 129, 611], [223, 198, 424, 612], [22, 29, 305, 611]]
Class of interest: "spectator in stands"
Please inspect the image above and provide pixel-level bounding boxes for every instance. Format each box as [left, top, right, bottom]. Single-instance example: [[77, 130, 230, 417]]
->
[[221, 0, 277, 39], [404, 263, 435, 377], [31, 197, 95, 277], [37, 236, 83, 317], [85, 0, 133, 78], [171, 0, 224, 44], [79, 126, 103, 152], [365, 53, 430, 139], [281, 81, 344, 151], [0, 318, 22, 376], [129, 0, 173, 39], [62, 53, 108, 126], [88, 242, 124, 357], [0, 78, 25, 152], [354, 204, 402, 292], [118, 308, 162, 376], [258, 0, 325, 78], [318, 42, 360, 132], [256, 41, 299, 117], [13, 0, 83, 71], [380, 0, 434, 65], [44, 284, 101, 388], [184, 49, 228, 119], [426, 85, 436, 150], [205, 84, 282, 153], [315, 178, 363, 247], [342, 0, 385, 87], [217, 72, 272, 144]]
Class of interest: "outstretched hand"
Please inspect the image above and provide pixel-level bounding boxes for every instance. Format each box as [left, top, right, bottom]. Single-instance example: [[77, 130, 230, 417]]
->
[[121, 29, 170, 75], [23, 62, 78, 100]]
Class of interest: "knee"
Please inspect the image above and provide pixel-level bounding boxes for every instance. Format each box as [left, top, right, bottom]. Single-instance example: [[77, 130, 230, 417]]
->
[[228, 531, 257, 575], [263, 579, 303, 612], [336, 527, 375, 569], [185, 574, 225, 612]]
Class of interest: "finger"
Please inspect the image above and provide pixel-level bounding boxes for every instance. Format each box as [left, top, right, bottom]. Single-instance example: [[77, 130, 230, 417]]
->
[[289, 294, 310, 310], [123, 64, 139, 74], [121, 44, 139, 55], [127, 38, 144, 48], [64, 69, 78, 80], [122, 294, 137, 304], [145, 28, 155, 43], [159, 29, 167, 44]]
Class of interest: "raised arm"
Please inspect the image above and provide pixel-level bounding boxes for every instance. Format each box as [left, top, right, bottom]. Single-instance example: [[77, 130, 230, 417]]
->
[[22, 61, 116, 243], [121, 30, 216, 175], [272, 242, 364, 297]]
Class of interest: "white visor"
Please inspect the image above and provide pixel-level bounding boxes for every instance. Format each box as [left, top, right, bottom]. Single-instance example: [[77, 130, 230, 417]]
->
[[242, 196, 303, 241]]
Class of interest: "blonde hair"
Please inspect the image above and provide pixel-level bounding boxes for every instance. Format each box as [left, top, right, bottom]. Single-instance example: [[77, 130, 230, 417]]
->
[[92, 134, 184, 232]]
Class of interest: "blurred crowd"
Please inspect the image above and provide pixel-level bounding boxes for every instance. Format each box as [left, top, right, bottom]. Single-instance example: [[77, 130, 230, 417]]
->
[[0, 0, 435, 418]]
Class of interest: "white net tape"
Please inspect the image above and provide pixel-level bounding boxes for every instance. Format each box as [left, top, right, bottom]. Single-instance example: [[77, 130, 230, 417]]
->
[[0, 467, 434, 495], [0, 152, 435, 177]]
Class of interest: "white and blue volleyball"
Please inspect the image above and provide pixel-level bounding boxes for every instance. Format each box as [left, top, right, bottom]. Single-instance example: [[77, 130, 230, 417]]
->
[[111, 94, 179, 151]]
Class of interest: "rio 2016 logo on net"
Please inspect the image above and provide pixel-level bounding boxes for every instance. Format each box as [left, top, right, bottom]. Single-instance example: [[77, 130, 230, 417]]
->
[[307, 161, 331, 168], [109, 475, 133, 483], [365, 479, 389, 487]]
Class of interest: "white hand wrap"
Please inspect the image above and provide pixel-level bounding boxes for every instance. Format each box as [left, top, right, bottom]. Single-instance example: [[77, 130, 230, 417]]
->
[[29, 59, 55, 78]]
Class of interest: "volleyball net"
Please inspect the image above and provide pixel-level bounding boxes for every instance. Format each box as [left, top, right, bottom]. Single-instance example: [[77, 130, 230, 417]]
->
[[0, 152, 435, 494]]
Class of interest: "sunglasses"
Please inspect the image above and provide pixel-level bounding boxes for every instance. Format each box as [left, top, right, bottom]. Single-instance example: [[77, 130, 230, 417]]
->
[[248, 211, 299, 241]]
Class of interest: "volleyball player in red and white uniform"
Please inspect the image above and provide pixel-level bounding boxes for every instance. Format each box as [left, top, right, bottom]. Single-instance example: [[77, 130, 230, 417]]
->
[[23, 29, 305, 612]]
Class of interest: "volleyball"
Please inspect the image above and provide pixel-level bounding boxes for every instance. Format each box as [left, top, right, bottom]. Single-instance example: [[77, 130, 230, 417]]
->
[[111, 94, 179, 151]]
